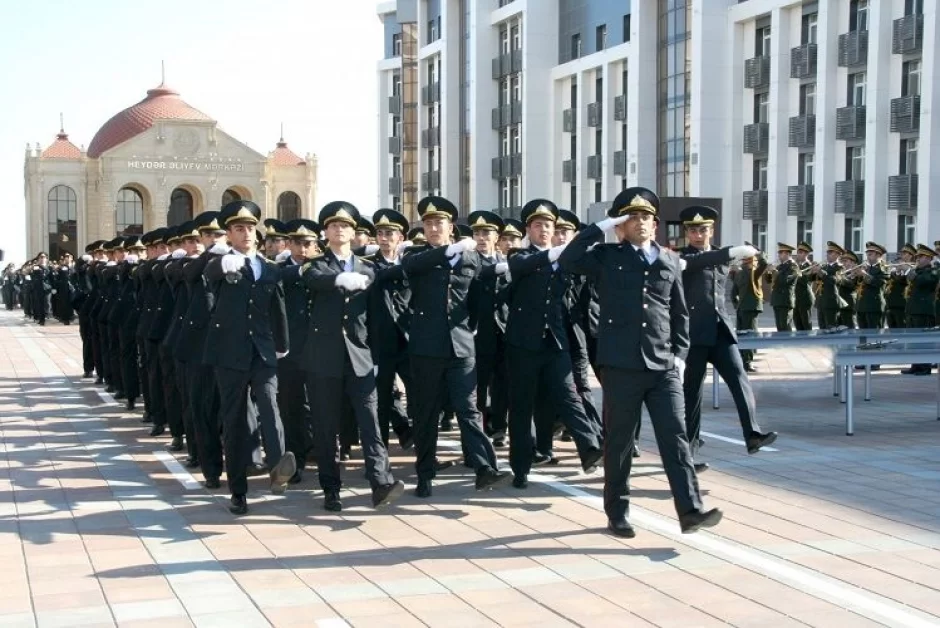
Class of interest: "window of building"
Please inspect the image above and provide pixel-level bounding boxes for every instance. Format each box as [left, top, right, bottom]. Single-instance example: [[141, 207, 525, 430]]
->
[[847, 145, 865, 180], [845, 218, 862, 252], [499, 180, 510, 208], [571, 33, 582, 60], [392, 156, 401, 178], [756, 26, 771, 57], [753, 158, 768, 190], [510, 177, 520, 207], [754, 91, 769, 123], [221, 188, 242, 206], [595, 72, 603, 102], [115, 187, 143, 237], [594, 128, 602, 155], [500, 25, 510, 54], [596, 24, 607, 52], [511, 23, 521, 50], [427, 18, 438, 44], [168, 187, 193, 225], [392, 115, 401, 137], [902, 60, 921, 97], [430, 103, 439, 128], [276, 191, 301, 222], [897, 215, 915, 251], [848, 72, 866, 106], [802, 13, 818, 45], [623, 14, 631, 43], [594, 180, 603, 202], [799, 83, 816, 116], [511, 74, 521, 102], [569, 132, 577, 159], [500, 77, 510, 105], [570, 75, 578, 107], [427, 58, 438, 84], [392, 33, 402, 57], [752, 222, 767, 253], [500, 130, 510, 157], [850, 0, 869, 31], [621, 122, 627, 149], [666, 222, 684, 248], [799, 152, 815, 186], [900, 138, 918, 175], [570, 184, 577, 213], [905, 0, 924, 16], [47, 185, 78, 259], [511, 126, 521, 153], [797, 221, 813, 247]]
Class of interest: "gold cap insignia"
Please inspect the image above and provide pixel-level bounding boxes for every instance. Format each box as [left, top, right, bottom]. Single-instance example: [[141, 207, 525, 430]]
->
[[693, 214, 703, 222], [376, 215, 391, 226], [336, 208, 352, 221], [628, 195, 655, 211], [426, 202, 437, 214]]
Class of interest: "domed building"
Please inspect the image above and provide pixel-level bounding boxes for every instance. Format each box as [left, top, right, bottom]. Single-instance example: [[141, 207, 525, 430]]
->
[[24, 82, 318, 259]]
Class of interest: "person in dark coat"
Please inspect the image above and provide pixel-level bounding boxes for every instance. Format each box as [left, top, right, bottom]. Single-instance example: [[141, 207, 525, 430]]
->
[[793, 243, 815, 331], [50, 253, 76, 324], [767, 243, 800, 332]]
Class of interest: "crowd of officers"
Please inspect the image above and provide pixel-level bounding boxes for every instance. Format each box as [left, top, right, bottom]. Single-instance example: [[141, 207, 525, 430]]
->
[[1, 253, 79, 325]]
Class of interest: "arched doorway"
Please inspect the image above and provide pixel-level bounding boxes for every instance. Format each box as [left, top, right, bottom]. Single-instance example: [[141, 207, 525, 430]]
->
[[277, 191, 301, 222], [116, 188, 144, 236], [168, 187, 194, 225], [47, 185, 77, 260], [222, 188, 241, 206]]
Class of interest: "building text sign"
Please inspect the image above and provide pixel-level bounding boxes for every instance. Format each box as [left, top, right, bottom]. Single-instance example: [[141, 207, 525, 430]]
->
[[126, 159, 244, 173]]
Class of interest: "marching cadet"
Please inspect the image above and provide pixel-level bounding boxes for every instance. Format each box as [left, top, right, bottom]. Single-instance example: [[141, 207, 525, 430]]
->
[[901, 244, 939, 375], [96, 240, 123, 394], [886, 244, 916, 329], [837, 250, 860, 329], [674, 206, 777, 471], [407, 226, 426, 245], [354, 216, 377, 251], [854, 242, 888, 330], [204, 200, 296, 515], [1, 263, 15, 310], [497, 219, 524, 256], [79, 241, 107, 379], [50, 253, 75, 324], [263, 218, 289, 259], [299, 202, 404, 511], [31, 252, 51, 326], [364, 208, 415, 450], [401, 196, 509, 498], [793, 242, 815, 331], [118, 236, 146, 411], [767, 243, 800, 332], [136, 230, 167, 429], [148, 227, 185, 447], [504, 199, 603, 489], [559, 187, 721, 537], [730, 250, 767, 372], [466, 210, 510, 447], [813, 242, 847, 329], [175, 211, 228, 489], [277, 218, 320, 484]]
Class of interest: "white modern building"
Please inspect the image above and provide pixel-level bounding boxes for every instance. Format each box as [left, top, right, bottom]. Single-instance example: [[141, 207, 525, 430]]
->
[[376, 0, 938, 253]]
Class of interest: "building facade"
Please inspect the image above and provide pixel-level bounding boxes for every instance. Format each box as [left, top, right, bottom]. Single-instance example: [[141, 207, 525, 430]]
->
[[376, 0, 938, 252], [24, 83, 318, 260]]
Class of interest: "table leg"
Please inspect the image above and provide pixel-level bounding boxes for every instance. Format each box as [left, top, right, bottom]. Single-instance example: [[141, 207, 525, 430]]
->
[[840, 366, 847, 404], [712, 366, 719, 409], [832, 363, 840, 397], [846, 366, 854, 435], [864, 365, 871, 401]]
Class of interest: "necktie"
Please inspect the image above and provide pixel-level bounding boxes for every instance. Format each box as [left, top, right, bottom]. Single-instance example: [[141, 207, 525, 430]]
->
[[244, 256, 254, 280], [637, 247, 649, 266]]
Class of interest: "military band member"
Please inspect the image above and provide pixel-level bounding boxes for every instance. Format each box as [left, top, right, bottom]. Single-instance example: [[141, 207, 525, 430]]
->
[[263, 218, 289, 259], [559, 187, 721, 537], [204, 200, 296, 515], [902, 245, 939, 375], [854, 242, 888, 330], [814, 242, 847, 329], [837, 250, 860, 329], [793, 242, 815, 331], [498, 219, 524, 256], [886, 244, 916, 329], [767, 243, 800, 332], [401, 196, 509, 498], [300, 202, 404, 511], [730, 252, 767, 372]]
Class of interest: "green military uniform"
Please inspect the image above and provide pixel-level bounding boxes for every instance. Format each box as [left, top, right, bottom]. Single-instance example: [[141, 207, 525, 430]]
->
[[886, 244, 916, 328], [731, 255, 767, 367], [855, 241, 888, 330], [794, 242, 815, 331], [817, 241, 846, 329], [836, 250, 860, 329], [768, 243, 799, 332], [904, 244, 940, 374]]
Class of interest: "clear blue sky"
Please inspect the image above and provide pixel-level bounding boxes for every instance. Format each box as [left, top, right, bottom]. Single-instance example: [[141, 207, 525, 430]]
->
[[0, 0, 385, 262]]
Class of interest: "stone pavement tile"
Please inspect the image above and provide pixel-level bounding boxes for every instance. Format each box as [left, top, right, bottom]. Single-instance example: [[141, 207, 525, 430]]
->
[[329, 596, 409, 618], [262, 607, 337, 628], [0, 612, 38, 628], [0, 591, 34, 614], [246, 587, 322, 609], [34, 605, 114, 628], [101, 579, 178, 605], [29, 576, 102, 597], [32, 591, 107, 613], [115, 619, 194, 628], [189, 608, 270, 628], [109, 599, 187, 624], [346, 614, 426, 628]]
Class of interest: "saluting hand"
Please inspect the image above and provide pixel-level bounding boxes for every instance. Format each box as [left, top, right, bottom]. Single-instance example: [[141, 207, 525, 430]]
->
[[220, 254, 244, 274], [445, 238, 477, 257], [729, 244, 758, 260], [596, 215, 629, 232], [335, 271, 371, 292]]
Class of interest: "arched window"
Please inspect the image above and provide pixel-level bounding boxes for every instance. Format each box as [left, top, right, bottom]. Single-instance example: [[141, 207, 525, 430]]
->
[[47, 185, 77, 260], [277, 191, 301, 222], [222, 188, 242, 206], [116, 187, 144, 236], [168, 187, 194, 225]]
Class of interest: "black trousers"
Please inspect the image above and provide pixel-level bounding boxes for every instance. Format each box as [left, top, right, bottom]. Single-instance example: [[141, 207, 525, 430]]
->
[[886, 307, 906, 329], [215, 353, 285, 496], [793, 305, 813, 331], [189, 361, 223, 481], [119, 326, 139, 401], [683, 325, 762, 456], [307, 359, 394, 493], [773, 307, 793, 332], [176, 359, 196, 458], [475, 347, 509, 438], [838, 308, 856, 329], [146, 340, 166, 426], [821, 308, 840, 329], [506, 344, 601, 477], [737, 310, 759, 364], [857, 311, 884, 330], [909, 315, 934, 370], [136, 337, 150, 412], [79, 313, 95, 374], [602, 367, 703, 521], [570, 335, 602, 433], [409, 355, 497, 481], [109, 323, 124, 393], [158, 345, 184, 439], [97, 321, 111, 382], [375, 353, 414, 447], [278, 359, 312, 468]]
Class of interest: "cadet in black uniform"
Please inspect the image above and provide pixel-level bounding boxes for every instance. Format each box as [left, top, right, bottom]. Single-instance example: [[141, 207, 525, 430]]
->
[[263, 218, 289, 260], [401, 196, 509, 498], [497, 219, 523, 256], [149, 227, 185, 446], [299, 202, 404, 512], [674, 206, 777, 470], [204, 201, 296, 515], [559, 187, 721, 537], [115, 236, 147, 411]]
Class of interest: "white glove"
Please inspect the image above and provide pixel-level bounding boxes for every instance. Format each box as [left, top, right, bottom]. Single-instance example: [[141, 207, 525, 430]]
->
[[335, 271, 371, 291], [674, 356, 686, 384], [597, 216, 629, 231], [220, 254, 244, 274], [446, 238, 477, 256], [275, 250, 292, 262], [51, 289, 57, 295], [275, 350, 289, 359], [209, 243, 232, 256], [495, 262, 509, 275], [157, 254, 169, 261], [396, 240, 413, 257], [363, 244, 380, 255], [60, 266, 68, 271], [125, 254, 139, 264], [548, 243, 568, 263], [106, 261, 117, 266], [729, 245, 758, 260], [678, 258, 688, 271], [171, 248, 186, 259], [81, 254, 92, 263]]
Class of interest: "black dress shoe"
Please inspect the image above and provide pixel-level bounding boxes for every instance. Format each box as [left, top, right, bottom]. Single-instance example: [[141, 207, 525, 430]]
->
[[229, 494, 248, 515], [204, 477, 221, 490], [746, 431, 778, 454], [140, 411, 152, 424], [184, 457, 200, 469], [492, 435, 506, 448], [269, 452, 297, 495], [339, 445, 351, 462], [372, 480, 405, 508], [581, 447, 603, 473], [694, 462, 710, 473], [744, 364, 757, 373], [125, 398, 136, 411], [149, 424, 166, 437], [607, 518, 636, 538], [82, 371, 93, 379], [561, 431, 573, 442], [440, 418, 454, 432], [475, 466, 512, 491], [398, 428, 414, 451], [512, 474, 528, 489], [434, 459, 455, 472], [532, 452, 552, 466], [168, 437, 184, 452], [246, 463, 268, 477], [114, 391, 127, 400], [105, 385, 115, 394], [94, 377, 104, 385], [324, 491, 342, 512], [288, 469, 303, 485], [415, 478, 432, 498], [679, 508, 723, 533]]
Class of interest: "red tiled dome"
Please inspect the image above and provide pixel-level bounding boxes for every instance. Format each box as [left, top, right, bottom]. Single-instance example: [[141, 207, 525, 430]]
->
[[41, 131, 82, 159], [87, 84, 213, 158], [271, 139, 305, 166]]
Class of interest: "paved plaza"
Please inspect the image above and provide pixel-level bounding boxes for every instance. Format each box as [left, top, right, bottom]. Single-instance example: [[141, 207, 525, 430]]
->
[[0, 309, 939, 627]]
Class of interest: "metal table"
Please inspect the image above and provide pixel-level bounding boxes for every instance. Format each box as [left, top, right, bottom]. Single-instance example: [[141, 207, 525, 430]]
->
[[833, 342, 940, 435]]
